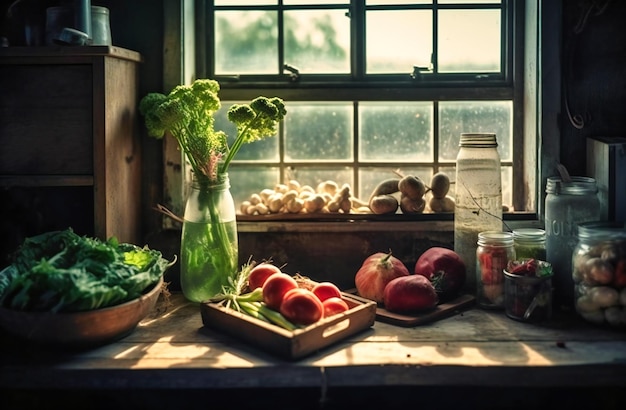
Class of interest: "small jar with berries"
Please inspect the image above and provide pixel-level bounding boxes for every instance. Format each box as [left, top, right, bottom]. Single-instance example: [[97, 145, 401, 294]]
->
[[572, 221, 626, 328]]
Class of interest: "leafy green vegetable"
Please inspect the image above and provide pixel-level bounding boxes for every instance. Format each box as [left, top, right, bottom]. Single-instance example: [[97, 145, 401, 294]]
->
[[138, 79, 286, 186], [0, 229, 174, 313]]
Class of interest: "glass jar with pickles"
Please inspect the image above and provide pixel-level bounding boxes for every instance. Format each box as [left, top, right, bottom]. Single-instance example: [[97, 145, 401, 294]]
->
[[572, 221, 626, 328], [513, 228, 546, 261]]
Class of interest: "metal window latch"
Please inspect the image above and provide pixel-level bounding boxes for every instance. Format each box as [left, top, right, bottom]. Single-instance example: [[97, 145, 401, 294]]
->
[[410, 66, 429, 81], [284, 64, 300, 82]]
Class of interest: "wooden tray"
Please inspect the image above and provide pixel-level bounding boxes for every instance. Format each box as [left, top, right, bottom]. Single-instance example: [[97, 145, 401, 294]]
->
[[345, 289, 475, 327], [200, 292, 377, 360]]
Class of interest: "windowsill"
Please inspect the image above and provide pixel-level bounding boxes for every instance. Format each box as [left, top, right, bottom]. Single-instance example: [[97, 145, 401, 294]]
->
[[237, 212, 541, 233]]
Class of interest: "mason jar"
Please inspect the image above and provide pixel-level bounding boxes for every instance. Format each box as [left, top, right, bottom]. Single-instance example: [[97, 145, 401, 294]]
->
[[513, 228, 546, 261], [476, 231, 515, 309], [454, 133, 503, 295], [572, 221, 626, 328], [545, 176, 600, 310]]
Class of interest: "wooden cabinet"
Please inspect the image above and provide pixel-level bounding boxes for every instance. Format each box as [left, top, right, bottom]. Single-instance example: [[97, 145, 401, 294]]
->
[[0, 46, 143, 264]]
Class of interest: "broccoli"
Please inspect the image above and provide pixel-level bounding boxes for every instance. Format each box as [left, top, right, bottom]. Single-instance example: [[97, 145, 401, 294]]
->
[[138, 79, 286, 183]]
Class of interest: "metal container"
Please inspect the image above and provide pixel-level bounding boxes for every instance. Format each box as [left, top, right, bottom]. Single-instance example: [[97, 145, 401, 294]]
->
[[45, 6, 111, 46], [504, 264, 553, 322]]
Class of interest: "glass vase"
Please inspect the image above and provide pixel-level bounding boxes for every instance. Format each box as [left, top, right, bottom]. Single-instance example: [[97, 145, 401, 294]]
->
[[180, 174, 238, 303]]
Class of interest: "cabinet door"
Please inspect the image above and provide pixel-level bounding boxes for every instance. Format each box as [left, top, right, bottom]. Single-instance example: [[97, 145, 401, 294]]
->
[[0, 64, 93, 175]]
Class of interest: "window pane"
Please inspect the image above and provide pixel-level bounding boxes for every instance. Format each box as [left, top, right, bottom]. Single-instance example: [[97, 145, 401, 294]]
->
[[438, 9, 501, 73], [439, 0, 500, 3], [367, 0, 431, 4], [285, 0, 348, 4], [215, 0, 276, 5], [438, 101, 512, 162], [366, 10, 432, 74], [284, 10, 350, 73], [215, 11, 278, 74], [289, 167, 353, 193], [359, 102, 433, 162], [284, 103, 353, 162], [230, 167, 280, 207], [215, 103, 280, 161]]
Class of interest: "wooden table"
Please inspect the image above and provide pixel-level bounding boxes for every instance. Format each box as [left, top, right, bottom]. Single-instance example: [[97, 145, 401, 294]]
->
[[2, 293, 625, 410]]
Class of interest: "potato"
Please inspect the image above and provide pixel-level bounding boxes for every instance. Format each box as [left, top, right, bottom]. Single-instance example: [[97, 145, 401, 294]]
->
[[400, 195, 425, 214], [429, 196, 455, 213], [430, 172, 451, 199], [369, 195, 398, 214], [398, 175, 426, 200]]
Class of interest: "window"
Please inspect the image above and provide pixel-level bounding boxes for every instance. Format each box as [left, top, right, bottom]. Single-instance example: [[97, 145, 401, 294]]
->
[[190, 0, 529, 217]]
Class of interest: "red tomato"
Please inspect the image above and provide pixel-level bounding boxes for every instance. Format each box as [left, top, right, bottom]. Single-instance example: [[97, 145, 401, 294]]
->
[[322, 297, 349, 318], [248, 263, 282, 290], [262, 273, 298, 311], [312, 281, 342, 302], [279, 288, 324, 325]]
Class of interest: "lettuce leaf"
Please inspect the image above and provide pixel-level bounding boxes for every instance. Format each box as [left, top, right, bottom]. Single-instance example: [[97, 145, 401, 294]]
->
[[0, 229, 174, 312]]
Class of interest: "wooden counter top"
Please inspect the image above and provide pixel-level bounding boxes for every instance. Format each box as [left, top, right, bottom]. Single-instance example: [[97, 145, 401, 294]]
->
[[2, 293, 625, 409]]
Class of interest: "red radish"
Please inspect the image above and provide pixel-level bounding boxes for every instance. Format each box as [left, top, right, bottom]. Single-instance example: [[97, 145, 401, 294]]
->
[[280, 288, 324, 325], [262, 273, 298, 310], [322, 297, 349, 317], [312, 282, 342, 302], [248, 263, 282, 290], [414, 247, 466, 300], [383, 275, 439, 313], [355, 250, 410, 303]]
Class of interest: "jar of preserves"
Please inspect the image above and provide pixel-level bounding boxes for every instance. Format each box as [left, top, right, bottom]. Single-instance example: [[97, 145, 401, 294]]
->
[[476, 231, 515, 309], [454, 133, 503, 295], [545, 176, 600, 310], [513, 228, 546, 261], [572, 221, 626, 328]]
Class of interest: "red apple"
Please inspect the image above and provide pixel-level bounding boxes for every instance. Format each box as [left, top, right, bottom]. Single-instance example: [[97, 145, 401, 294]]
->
[[414, 247, 466, 301], [383, 275, 438, 313]]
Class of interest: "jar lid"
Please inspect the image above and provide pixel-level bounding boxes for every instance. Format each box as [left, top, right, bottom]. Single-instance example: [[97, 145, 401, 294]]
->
[[577, 221, 626, 240], [545, 176, 598, 195], [477, 230, 514, 246], [513, 228, 546, 242], [459, 133, 498, 148]]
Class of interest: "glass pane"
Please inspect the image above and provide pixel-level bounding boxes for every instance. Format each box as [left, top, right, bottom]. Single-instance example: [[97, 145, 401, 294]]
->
[[230, 166, 280, 207], [285, 0, 348, 4], [359, 102, 433, 162], [284, 10, 350, 73], [215, 11, 278, 74], [502, 166, 512, 211], [214, 102, 279, 161], [215, 0, 276, 5], [438, 101, 512, 162], [366, 10, 432, 74], [284, 103, 353, 161], [288, 167, 353, 195], [367, 0, 431, 4], [438, 9, 501, 73], [439, 0, 500, 3]]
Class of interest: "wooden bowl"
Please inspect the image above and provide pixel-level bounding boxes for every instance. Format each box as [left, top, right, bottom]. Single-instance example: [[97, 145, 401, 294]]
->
[[0, 276, 163, 347]]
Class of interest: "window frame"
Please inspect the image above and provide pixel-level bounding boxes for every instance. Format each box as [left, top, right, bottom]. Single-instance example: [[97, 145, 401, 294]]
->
[[162, 0, 544, 229]]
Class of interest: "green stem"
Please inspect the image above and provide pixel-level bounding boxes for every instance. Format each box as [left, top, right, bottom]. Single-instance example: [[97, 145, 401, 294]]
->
[[220, 114, 264, 173]]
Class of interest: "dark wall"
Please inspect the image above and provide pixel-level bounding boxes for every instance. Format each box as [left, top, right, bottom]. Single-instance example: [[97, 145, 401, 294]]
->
[[560, 0, 626, 176]]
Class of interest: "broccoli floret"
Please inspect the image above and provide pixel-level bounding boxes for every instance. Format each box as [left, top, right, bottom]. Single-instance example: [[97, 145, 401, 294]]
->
[[138, 79, 286, 183]]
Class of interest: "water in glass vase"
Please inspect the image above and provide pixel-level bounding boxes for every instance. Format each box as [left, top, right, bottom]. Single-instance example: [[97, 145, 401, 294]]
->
[[179, 174, 239, 303], [180, 220, 238, 303]]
